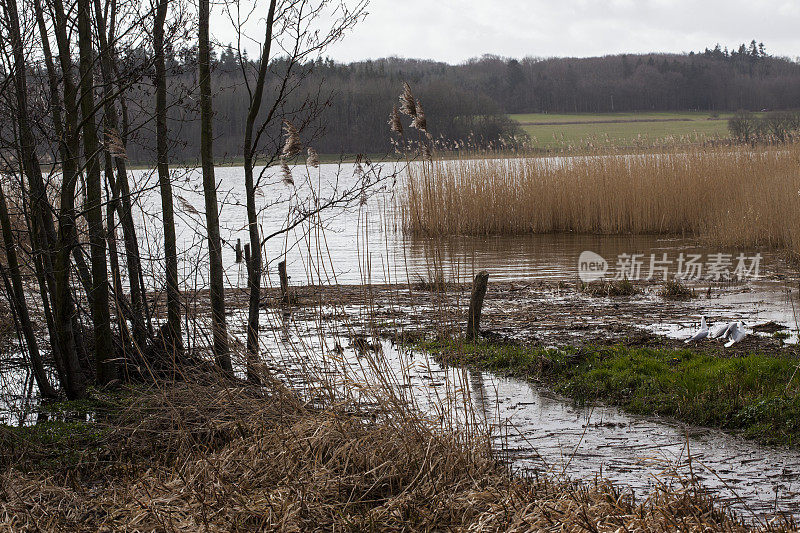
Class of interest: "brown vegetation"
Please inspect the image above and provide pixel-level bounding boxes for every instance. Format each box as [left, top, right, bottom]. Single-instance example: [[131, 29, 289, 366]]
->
[[401, 144, 800, 254], [0, 379, 759, 532]]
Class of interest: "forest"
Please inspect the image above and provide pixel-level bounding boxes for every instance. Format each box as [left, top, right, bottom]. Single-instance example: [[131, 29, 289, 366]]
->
[[125, 41, 800, 158], [25, 38, 799, 161]]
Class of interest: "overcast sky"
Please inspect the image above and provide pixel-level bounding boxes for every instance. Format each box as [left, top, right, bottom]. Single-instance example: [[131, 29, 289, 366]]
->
[[282, 0, 800, 63]]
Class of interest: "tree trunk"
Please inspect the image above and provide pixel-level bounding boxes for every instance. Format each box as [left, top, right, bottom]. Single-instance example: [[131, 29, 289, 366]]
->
[[104, 151, 134, 350], [78, 0, 116, 384], [242, 0, 277, 381], [0, 181, 57, 398], [278, 261, 289, 304], [466, 271, 489, 341], [154, 0, 183, 355], [93, 0, 149, 343], [5, 0, 86, 399], [199, 0, 231, 371]]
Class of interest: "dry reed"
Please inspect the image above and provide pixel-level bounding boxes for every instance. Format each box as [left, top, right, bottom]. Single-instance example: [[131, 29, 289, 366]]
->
[[0, 380, 765, 531], [401, 144, 800, 253]]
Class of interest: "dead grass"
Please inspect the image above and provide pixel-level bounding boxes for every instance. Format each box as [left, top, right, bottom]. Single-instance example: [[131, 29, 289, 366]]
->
[[0, 378, 769, 531], [579, 278, 640, 297], [659, 278, 696, 300], [401, 144, 800, 254]]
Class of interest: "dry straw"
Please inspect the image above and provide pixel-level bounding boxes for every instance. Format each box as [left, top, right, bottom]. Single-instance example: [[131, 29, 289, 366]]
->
[[0, 380, 758, 531], [401, 144, 800, 253]]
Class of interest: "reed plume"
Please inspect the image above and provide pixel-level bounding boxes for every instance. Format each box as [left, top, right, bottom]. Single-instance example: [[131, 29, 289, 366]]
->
[[422, 143, 432, 161], [389, 105, 403, 134], [411, 100, 427, 131], [282, 120, 302, 158], [280, 157, 294, 186], [306, 147, 320, 168], [399, 82, 417, 117], [105, 128, 128, 160]]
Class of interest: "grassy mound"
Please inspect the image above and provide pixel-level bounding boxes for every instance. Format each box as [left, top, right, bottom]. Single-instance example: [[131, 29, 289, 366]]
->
[[426, 340, 800, 447]]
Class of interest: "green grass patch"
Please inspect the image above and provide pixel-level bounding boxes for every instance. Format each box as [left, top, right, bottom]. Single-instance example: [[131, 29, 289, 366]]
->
[[423, 340, 800, 446], [508, 111, 744, 149], [0, 387, 137, 473]]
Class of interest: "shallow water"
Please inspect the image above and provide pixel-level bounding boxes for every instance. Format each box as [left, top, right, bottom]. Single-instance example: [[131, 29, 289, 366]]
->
[[250, 307, 800, 522], [142, 163, 798, 342]]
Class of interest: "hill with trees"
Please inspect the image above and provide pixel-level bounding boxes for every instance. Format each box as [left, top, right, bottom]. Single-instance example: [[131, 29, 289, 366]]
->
[[38, 40, 800, 162]]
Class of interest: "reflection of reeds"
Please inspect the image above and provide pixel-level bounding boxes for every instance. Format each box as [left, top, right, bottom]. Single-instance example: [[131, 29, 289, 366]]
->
[[401, 144, 800, 253]]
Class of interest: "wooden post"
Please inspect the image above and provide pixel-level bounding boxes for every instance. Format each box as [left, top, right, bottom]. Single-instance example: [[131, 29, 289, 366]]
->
[[278, 260, 290, 304], [467, 270, 489, 341], [235, 238, 242, 263]]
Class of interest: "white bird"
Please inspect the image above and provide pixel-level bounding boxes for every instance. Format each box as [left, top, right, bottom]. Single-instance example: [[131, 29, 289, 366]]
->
[[685, 316, 709, 343], [709, 321, 736, 339], [724, 321, 747, 347]]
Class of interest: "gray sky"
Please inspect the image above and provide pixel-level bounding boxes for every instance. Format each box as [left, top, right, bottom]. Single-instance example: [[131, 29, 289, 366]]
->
[[311, 0, 800, 63]]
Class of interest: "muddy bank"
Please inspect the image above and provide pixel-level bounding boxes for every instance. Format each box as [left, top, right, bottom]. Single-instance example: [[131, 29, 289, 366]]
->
[[239, 279, 798, 353], [224, 279, 800, 519]]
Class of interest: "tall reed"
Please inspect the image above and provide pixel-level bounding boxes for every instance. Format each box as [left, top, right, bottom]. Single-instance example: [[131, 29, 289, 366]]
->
[[401, 144, 800, 252]]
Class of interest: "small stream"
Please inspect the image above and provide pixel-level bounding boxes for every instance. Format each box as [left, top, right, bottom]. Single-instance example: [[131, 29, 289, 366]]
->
[[254, 308, 800, 522]]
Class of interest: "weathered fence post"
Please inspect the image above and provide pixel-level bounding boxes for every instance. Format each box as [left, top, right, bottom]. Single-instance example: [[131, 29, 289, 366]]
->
[[467, 270, 489, 341], [244, 243, 251, 280], [278, 260, 290, 304], [235, 238, 242, 263]]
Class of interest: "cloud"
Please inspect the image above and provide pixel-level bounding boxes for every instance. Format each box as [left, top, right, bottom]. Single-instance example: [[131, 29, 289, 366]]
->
[[316, 0, 800, 62]]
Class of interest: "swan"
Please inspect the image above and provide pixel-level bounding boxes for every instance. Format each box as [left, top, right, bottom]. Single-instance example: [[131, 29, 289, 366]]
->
[[685, 316, 709, 343], [724, 321, 747, 347]]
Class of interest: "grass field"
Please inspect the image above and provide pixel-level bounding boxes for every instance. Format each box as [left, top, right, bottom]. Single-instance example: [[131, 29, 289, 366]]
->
[[510, 111, 741, 148]]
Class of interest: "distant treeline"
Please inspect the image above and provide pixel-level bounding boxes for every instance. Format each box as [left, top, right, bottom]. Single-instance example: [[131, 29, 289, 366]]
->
[[118, 41, 800, 160]]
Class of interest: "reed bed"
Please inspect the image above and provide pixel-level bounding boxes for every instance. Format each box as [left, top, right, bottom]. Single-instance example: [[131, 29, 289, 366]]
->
[[401, 144, 800, 252]]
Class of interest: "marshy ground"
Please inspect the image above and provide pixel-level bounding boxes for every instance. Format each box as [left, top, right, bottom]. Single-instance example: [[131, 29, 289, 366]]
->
[[0, 379, 760, 532], [4, 273, 800, 529]]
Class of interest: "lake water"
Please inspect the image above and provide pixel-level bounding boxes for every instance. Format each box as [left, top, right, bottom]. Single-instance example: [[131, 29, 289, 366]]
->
[[129, 162, 800, 332]]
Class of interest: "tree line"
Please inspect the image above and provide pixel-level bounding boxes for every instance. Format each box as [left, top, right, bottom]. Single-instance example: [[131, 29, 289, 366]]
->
[[728, 111, 800, 144], [110, 40, 800, 160]]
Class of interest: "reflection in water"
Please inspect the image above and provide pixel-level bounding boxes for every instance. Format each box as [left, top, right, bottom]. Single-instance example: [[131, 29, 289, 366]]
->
[[468, 369, 490, 423], [129, 164, 794, 286], [401, 233, 790, 283]]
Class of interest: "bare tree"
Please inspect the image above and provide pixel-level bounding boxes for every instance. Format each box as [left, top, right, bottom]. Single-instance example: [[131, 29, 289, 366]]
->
[[0, 178, 57, 398], [231, 0, 366, 380], [78, 0, 116, 384], [199, 0, 231, 371], [93, 0, 151, 344], [2, 0, 87, 398], [154, 0, 183, 354]]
